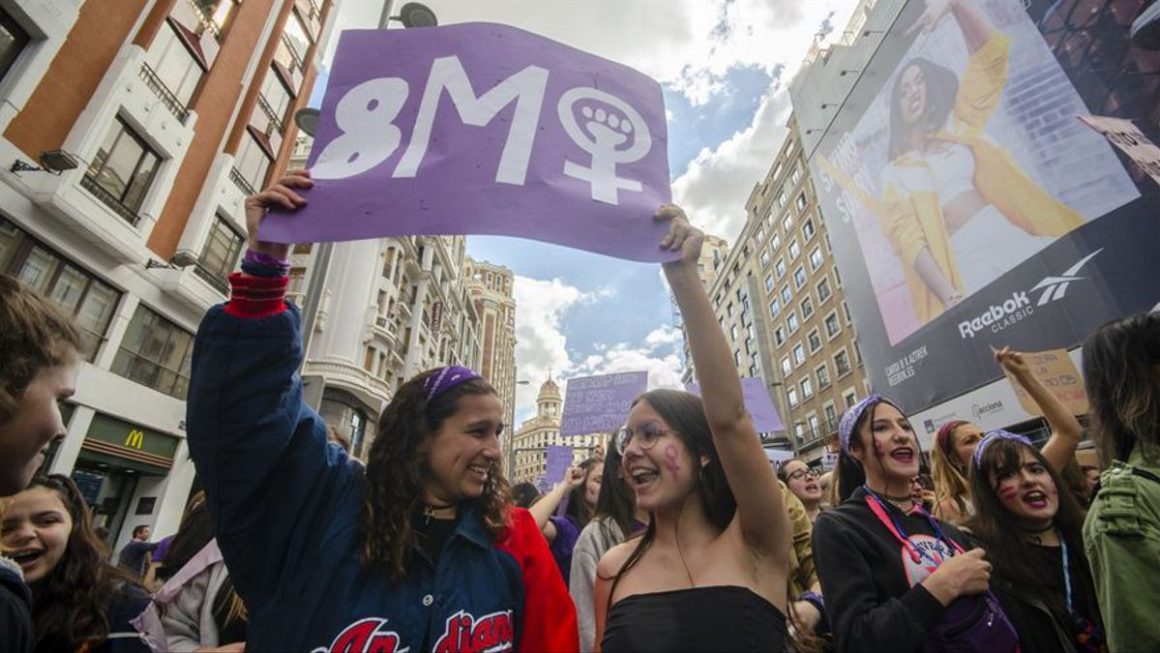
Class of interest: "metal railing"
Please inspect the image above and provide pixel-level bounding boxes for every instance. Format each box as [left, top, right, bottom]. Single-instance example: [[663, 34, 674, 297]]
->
[[256, 94, 285, 133], [228, 167, 256, 196], [184, 0, 222, 39], [138, 63, 190, 124], [80, 175, 141, 226]]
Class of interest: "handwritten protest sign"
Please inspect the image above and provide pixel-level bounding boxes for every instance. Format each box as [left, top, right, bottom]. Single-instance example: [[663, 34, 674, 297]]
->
[[560, 372, 648, 437], [764, 448, 795, 465], [1002, 348, 1089, 416], [1078, 115, 1160, 185], [685, 377, 785, 433], [545, 445, 574, 486], [259, 23, 674, 262]]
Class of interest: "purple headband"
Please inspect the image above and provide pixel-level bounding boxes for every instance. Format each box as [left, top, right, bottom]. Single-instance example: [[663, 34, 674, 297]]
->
[[422, 365, 482, 402], [973, 429, 1033, 468], [838, 394, 901, 453]]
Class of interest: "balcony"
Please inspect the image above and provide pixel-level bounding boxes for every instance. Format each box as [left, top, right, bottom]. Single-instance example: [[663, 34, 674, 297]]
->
[[229, 167, 256, 196], [138, 63, 190, 124], [79, 175, 141, 226], [256, 94, 285, 134]]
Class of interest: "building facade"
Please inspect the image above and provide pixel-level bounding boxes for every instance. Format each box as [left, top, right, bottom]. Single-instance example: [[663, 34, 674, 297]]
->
[[464, 257, 518, 445], [686, 116, 870, 463], [510, 378, 604, 484], [0, 0, 336, 545]]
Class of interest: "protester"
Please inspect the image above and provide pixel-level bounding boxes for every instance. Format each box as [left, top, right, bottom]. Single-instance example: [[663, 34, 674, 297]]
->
[[1081, 312, 1160, 652], [530, 457, 601, 584], [133, 491, 246, 652], [570, 439, 645, 652], [910, 474, 936, 513], [818, 470, 841, 510], [117, 526, 158, 579], [813, 395, 1017, 653], [593, 205, 791, 651], [779, 459, 825, 523], [967, 431, 1105, 652], [0, 275, 81, 653], [1, 474, 150, 652], [185, 170, 577, 652], [933, 347, 1083, 524], [511, 482, 540, 509]]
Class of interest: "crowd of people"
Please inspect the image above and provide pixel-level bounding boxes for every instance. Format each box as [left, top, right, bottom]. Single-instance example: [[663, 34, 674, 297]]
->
[[1, 170, 1158, 652]]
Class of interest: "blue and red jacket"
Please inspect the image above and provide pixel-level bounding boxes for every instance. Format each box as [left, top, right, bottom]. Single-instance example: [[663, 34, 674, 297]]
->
[[186, 273, 578, 652]]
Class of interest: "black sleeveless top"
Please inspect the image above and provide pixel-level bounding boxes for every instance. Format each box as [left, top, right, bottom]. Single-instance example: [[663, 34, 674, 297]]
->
[[601, 586, 787, 652]]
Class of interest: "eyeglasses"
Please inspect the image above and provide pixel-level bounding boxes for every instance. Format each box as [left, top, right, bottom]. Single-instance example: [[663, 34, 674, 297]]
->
[[786, 468, 819, 483], [614, 423, 675, 456]]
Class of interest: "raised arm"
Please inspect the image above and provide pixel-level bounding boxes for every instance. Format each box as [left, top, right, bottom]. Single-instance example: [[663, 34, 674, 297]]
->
[[907, 0, 996, 53], [658, 205, 789, 558], [995, 347, 1083, 473], [529, 466, 584, 541]]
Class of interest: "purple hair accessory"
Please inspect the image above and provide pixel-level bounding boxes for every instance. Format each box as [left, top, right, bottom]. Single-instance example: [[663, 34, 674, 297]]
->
[[838, 394, 901, 453], [973, 429, 1033, 468], [423, 365, 482, 402]]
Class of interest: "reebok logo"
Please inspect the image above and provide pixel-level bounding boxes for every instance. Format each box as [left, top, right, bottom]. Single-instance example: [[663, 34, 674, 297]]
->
[[1029, 249, 1103, 306], [957, 292, 1032, 339]]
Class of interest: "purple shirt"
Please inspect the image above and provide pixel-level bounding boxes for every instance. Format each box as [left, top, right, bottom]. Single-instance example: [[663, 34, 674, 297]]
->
[[548, 515, 581, 585]]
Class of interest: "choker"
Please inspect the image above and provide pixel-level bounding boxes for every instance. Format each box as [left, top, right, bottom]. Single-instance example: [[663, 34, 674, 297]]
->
[[421, 501, 457, 524], [1018, 522, 1055, 535]]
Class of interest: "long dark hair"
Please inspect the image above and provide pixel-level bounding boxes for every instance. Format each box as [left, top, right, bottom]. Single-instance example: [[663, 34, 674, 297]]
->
[[1082, 313, 1160, 466], [605, 390, 736, 601], [361, 370, 511, 581], [888, 57, 960, 159], [594, 433, 637, 538], [966, 438, 1088, 616], [564, 457, 600, 529], [23, 474, 143, 651]]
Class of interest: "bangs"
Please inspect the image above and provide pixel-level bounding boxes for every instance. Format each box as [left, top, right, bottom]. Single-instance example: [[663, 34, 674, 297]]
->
[[979, 438, 1031, 479]]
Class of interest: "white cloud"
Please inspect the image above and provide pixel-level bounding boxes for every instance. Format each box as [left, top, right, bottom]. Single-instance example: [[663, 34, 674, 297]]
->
[[644, 324, 683, 349]]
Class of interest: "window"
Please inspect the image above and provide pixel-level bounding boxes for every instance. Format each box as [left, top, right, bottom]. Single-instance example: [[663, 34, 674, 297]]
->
[[794, 266, 807, 290], [764, 274, 774, 293], [787, 311, 800, 333], [793, 343, 805, 366], [809, 247, 823, 271], [789, 240, 802, 261], [795, 192, 808, 214], [0, 8, 30, 85], [788, 386, 799, 407], [781, 356, 792, 378], [844, 301, 854, 324], [768, 298, 780, 318], [807, 328, 822, 353], [258, 67, 293, 132], [816, 363, 831, 389], [770, 232, 781, 251], [195, 215, 245, 291], [833, 265, 842, 287], [801, 296, 814, 320], [791, 165, 803, 184], [817, 277, 832, 303], [782, 214, 793, 233], [774, 325, 786, 346], [801, 377, 814, 399], [733, 349, 742, 367], [111, 305, 195, 400], [726, 302, 734, 318], [802, 218, 815, 241], [795, 422, 806, 440], [756, 227, 764, 243], [234, 131, 272, 193], [825, 311, 841, 338], [843, 389, 858, 408], [730, 324, 738, 341], [144, 23, 203, 109], [1, 220, 120, 362], [775, 258, 787, 279], [835, 349, 852, 377], [780, 285, 792, 305], [760, 251, 770, 268], [807, 413, 820, 437], [83, 117, 162, 224], [777, 190, 787, 208], [823, 402, 838, 427]]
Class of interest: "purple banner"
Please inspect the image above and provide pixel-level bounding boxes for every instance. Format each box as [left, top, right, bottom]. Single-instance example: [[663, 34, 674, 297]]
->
[[560, 371, 648, 436], [685, 377, 785, 433], [545, 445, 574, 486], [259, 23, 674, 262]]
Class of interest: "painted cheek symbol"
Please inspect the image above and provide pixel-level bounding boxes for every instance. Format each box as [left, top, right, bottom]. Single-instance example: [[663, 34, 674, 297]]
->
[[663, 444, 681, 476], [997, 484, 1019, 502]]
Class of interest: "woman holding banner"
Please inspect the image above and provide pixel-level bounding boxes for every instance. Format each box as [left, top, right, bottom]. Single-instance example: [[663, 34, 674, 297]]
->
[[593, 205, 792, 652], [184, 170, 577, 652]]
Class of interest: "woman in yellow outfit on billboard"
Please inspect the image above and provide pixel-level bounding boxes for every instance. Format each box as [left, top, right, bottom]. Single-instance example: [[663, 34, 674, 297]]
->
[[834, 0, 1085, 324]]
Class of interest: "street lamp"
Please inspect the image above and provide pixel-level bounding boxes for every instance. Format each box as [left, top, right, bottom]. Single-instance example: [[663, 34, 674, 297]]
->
[[294, 0, 439, 409]]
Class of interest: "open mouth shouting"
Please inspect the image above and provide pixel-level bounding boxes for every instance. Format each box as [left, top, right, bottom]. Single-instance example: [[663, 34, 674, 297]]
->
[[889, 446, 915, 465], [628, 465, 659, 490], [6, 548, 45, 572], [1021, 489, 1049, 510]]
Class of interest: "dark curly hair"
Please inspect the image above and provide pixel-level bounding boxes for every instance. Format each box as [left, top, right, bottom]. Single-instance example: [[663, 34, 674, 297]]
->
[[1082, 313, 1160, 466], [18, 474, 144, 651], [361, 370, 511, 580], [888, 57, 960, 159]]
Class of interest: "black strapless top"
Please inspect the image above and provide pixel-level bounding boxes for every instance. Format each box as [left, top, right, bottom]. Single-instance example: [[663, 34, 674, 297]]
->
[[601, 586, 787, 652]]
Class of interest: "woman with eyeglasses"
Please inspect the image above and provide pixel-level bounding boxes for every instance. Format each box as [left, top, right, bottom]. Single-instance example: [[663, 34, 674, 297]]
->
[[779, 460, 826, 524], [592, 205, 792, 652]]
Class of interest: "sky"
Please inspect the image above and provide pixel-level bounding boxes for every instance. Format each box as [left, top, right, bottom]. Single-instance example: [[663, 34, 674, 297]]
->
[[319, 0, 859, 426]]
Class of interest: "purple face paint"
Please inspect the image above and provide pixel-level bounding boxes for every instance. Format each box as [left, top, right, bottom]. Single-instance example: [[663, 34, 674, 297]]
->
[[663, 444, 681, 476]]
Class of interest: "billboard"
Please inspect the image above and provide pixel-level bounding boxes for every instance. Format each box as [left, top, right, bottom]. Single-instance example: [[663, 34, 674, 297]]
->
[[803, 0, 1160, 413]]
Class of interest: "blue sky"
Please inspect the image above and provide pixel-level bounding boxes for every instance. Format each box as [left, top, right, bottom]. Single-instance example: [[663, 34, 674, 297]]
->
[[321, 0, 857, 424]]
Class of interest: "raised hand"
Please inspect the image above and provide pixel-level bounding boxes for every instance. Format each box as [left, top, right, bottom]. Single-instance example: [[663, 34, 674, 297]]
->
[[654, 203, 704, 267], [243, 169, 313, 259], [994, 346, 1031, 378]]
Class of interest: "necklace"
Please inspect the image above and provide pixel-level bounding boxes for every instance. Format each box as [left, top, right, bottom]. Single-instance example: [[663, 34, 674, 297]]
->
[[421, 501, 457, 525]]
